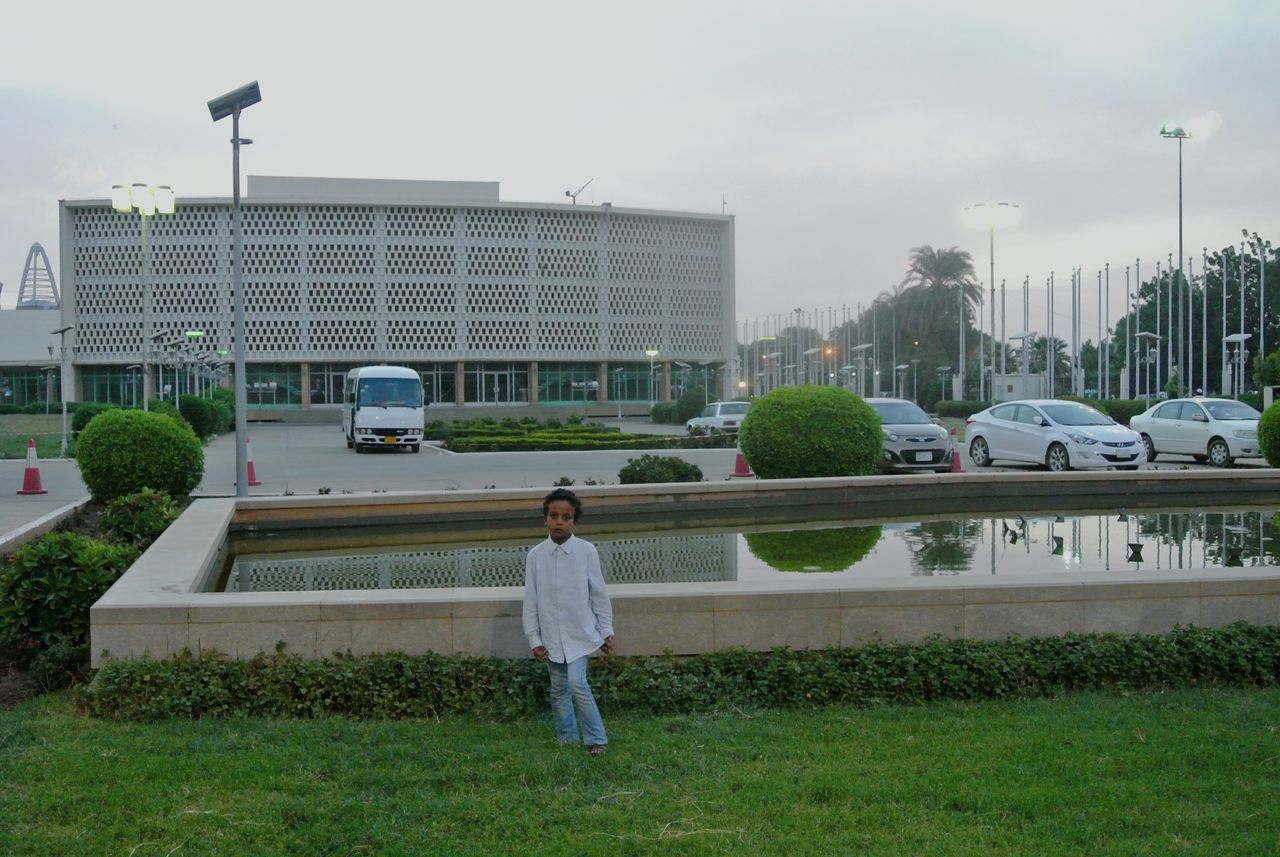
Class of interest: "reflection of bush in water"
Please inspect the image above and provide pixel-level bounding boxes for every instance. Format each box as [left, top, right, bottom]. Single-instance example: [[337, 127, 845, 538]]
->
[[746, 526, 882, 572]]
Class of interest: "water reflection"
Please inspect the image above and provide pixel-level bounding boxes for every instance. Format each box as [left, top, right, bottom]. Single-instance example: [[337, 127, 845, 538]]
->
[[225, 508, 1280, 592]]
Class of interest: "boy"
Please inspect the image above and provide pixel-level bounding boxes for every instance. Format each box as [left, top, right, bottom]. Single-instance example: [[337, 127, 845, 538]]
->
[[522, 488, 615, 756]]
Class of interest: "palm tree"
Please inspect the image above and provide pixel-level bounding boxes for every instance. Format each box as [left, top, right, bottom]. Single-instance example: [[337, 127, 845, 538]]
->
[[899, 246, 980, 395]]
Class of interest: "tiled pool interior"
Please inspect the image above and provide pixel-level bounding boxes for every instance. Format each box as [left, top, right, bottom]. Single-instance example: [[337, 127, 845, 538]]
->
[[224, 506, 1280, 592]]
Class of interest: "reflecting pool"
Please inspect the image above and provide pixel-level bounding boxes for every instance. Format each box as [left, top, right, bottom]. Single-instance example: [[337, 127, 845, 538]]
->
[[223, 506, 1280, 592]]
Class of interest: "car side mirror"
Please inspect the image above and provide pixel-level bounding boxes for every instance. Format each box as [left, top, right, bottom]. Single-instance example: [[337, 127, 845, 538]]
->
[[1037, 417, 1049, 427], [1192, 413, 1206, 422]]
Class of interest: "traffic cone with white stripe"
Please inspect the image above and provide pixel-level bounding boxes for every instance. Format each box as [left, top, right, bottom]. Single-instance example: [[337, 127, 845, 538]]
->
[[245, 435, 263, 487], [16, 439, 48, 495], [731, 451, 754, 478], [949, 428, 964, 473]]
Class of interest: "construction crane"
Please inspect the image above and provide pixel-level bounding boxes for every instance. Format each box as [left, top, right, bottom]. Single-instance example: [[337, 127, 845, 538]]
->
[[564, 178, 593, 205]]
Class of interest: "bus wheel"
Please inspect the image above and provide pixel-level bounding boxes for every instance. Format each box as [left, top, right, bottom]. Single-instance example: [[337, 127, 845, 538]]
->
[[410, 443, 421, 453], [354, 442, 365, 454], [346, 435, 354, 449]]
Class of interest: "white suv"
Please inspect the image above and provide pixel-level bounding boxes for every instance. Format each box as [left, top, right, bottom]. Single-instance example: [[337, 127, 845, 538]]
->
[[686, 401, 751, 433]]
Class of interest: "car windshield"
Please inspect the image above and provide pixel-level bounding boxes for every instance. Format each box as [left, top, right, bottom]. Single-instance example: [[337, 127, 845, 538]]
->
[[719, 403, 750, 415], [1203, 401, 1259, 420], [1040, 403, 1111, 426], [357, 378, 423, 408], [871, 402, 930, 424]]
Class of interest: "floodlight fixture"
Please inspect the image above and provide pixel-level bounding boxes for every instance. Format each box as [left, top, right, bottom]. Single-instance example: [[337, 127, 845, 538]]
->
[[1159, 122, 1190, 140], [207, 81, 262, 121]]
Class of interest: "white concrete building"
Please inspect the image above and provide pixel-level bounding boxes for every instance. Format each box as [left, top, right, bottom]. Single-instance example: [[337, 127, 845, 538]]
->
[[44, 176, 736, 416]]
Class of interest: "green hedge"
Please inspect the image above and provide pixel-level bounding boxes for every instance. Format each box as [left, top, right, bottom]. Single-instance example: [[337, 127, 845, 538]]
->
[[617, 453, 703, 483], [1102, 399, 1151, 426], [445, 433, 736, 452], [78, 622, 1280, 721], [1259, 402, 1280, 466], [934, 399, 992, 419], [71, 403, 119, 434]]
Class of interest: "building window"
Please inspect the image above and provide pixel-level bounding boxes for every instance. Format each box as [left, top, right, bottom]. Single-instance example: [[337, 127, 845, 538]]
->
[[607, 363, 657, 403], [462, 362, 528, 405], [79, 366, 143, 406], [0, 366, 61, 409], [309, 362, 359, 406], [243, 363, 302, 408], [539, 362, 598, 405], [404, 363, 455, 406]]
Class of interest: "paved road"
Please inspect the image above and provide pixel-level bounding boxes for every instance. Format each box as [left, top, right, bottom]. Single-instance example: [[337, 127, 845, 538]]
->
[[1, 419, 1268, 543]]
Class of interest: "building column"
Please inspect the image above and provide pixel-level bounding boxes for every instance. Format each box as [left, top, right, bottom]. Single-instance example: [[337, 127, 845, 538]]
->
[[455, 361, 466, 407], [528, 361, 539, 404], [661, 362, 672, 402], [596, 362, 608, 405], [300, 362, 312, 407]]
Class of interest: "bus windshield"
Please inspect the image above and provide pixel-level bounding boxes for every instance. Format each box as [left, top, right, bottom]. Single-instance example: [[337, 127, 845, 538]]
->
[[357, 378, 423, 408]]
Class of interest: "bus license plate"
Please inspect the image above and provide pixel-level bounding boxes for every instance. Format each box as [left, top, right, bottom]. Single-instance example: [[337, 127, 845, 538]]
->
[[383, 436, 396, 443]]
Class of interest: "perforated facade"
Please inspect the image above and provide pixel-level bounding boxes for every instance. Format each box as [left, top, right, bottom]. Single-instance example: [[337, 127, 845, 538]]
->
[[57, 177, 736, 410]]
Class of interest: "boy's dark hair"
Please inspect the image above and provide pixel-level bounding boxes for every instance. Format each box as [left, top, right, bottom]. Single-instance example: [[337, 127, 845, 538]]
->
[[543, 488, 583, 521]]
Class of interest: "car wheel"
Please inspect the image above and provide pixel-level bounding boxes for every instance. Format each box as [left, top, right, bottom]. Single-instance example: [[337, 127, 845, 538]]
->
[[1207, 438, 1233, 468], [969, 436, 991, 467], [1046, 442, 1071, 472], [1116, 465, 1139, 471], [1140, 434, 1157, 462]]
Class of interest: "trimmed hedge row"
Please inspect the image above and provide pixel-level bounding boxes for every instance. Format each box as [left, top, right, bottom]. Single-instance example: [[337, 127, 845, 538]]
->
[[78, 622, 1280, 721]]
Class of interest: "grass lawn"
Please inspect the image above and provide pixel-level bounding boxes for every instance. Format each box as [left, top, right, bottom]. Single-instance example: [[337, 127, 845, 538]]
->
[[0, 415, 72, 459], [2, 687, 1277, 855]]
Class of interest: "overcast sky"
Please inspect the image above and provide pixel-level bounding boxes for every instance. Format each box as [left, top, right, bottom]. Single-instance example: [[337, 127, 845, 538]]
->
[[2, 0, 1277, 341]]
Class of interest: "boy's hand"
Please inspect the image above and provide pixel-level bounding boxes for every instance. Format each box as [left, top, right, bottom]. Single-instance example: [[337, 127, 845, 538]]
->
[[600, 635, 615, 655], [531, 646, 548, 661]]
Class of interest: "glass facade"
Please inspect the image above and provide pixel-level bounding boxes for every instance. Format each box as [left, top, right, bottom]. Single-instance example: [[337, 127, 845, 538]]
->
[[606, 363, 655, 403], [0, 366, 60, 409], [309, 362, 359, 406], [244, 363, 303, 409], [539, 362, 599, 405], [80, 366, 142, 406], [404, 363, 456, 407], [462, 362, 528, 404]]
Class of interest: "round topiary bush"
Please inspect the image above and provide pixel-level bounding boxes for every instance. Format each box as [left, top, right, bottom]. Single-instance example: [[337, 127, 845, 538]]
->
[[178, 394, 216, 438], [745, 525, 882, 572], [71, 402, 118, 434], [737, 385, 882, 478], [618, 453, 703, 484], [1259, 402, 1280, 466], [76, 409, 204, 501]]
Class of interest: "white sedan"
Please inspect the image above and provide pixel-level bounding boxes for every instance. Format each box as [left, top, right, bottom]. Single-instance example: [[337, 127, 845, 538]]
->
[[966, 399, 1145, 472], [1129, 397, 1261, 467], [686, 401, 751, 433]]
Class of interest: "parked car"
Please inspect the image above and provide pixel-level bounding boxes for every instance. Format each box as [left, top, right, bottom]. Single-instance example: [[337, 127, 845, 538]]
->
[[686, 401, 751, 433], [865, 398, 954, 473], [966, 399, 1145, 472], [1129, 397, 1261, 467]]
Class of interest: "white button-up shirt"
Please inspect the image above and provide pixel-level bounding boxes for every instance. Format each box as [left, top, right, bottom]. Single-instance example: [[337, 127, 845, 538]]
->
[[522, 535, 614, 664]]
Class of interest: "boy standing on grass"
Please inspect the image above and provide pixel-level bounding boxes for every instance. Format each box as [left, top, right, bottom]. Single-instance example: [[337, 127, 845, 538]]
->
[[523, 488, 615, 757]]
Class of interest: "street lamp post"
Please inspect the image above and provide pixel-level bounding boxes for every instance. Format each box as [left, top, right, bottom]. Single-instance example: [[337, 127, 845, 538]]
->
[[1160, 123, 1190, 396], [910, 358, 920, 403], [1135, 332, 1162, 402], [51, 325, 74, 456], [644, 348, 660, 406], [1244, 231, 1272, 366], [208, 81, 261, 497], [112, 183, 175, 411], [962, 202, 1022, 401]]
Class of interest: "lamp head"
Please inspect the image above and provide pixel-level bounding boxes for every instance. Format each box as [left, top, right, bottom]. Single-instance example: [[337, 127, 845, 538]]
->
[[208, 81, 262, 121], [1159, 122, 1189, 139]]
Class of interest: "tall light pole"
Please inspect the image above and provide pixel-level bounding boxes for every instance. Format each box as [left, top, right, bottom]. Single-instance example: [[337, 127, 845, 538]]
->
[[1244, 230, 1272, 366], [51, 325, 74, 456], [111, 183, 175, 411], [208, 81, 261, 498], [644, 348, 659, 406], [1161, 123, 1190, 395], [962, 202, 1022, 399]]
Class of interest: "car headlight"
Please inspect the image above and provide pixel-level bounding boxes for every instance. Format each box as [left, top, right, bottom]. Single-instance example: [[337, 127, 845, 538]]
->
[[884, 431, 899, 442], [1065, 432, 1097, 445], [1234, 429, 1257, 439]]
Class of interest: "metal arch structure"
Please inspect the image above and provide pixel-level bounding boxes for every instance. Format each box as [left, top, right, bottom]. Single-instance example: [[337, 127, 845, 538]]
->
[[17, 242, 59, 309]]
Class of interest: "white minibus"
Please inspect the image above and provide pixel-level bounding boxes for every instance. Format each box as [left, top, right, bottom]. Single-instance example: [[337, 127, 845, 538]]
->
[[342, 366, 426, 453]]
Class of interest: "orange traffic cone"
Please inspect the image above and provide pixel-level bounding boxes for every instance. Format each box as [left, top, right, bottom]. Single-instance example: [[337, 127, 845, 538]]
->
[[245, 435, 263, 486], [949, 428, 964, 473], [16, 438, 48, 495], [731, 451, 755, 478]]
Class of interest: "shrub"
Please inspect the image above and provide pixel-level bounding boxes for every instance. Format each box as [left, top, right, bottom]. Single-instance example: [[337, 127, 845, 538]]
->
[[178, 395, 216, 438], [934, 399, 992, 419], [71, 402, 119, 434], [650, 402, 677, 424], [78, 623, 1280, 721], [745, 526, 883, 571], [738, 385, 881, 479], [1101, 399, 1150, 426], [209, 400, 233, 434], [102, 488, 180, 548], [76, 409, 204, 501], [673, 386, 708, 424], [0, 532, 138, 652], [149, 398, 185, 426], [618, 453, 703, 484], [0, 403, 23, 415], [1259, 402, 1280, 466], [210, 386, 235, 421]]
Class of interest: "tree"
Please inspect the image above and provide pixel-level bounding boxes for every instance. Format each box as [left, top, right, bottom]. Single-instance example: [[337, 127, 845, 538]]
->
[[899, 246, 981, 396]]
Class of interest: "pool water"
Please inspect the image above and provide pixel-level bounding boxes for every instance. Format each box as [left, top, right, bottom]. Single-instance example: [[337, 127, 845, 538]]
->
[[223, 507, 1280, 592]]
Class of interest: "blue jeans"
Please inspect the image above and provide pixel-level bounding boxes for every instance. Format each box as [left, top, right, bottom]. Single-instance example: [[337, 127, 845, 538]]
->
[[547, 656, 607, 747]]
